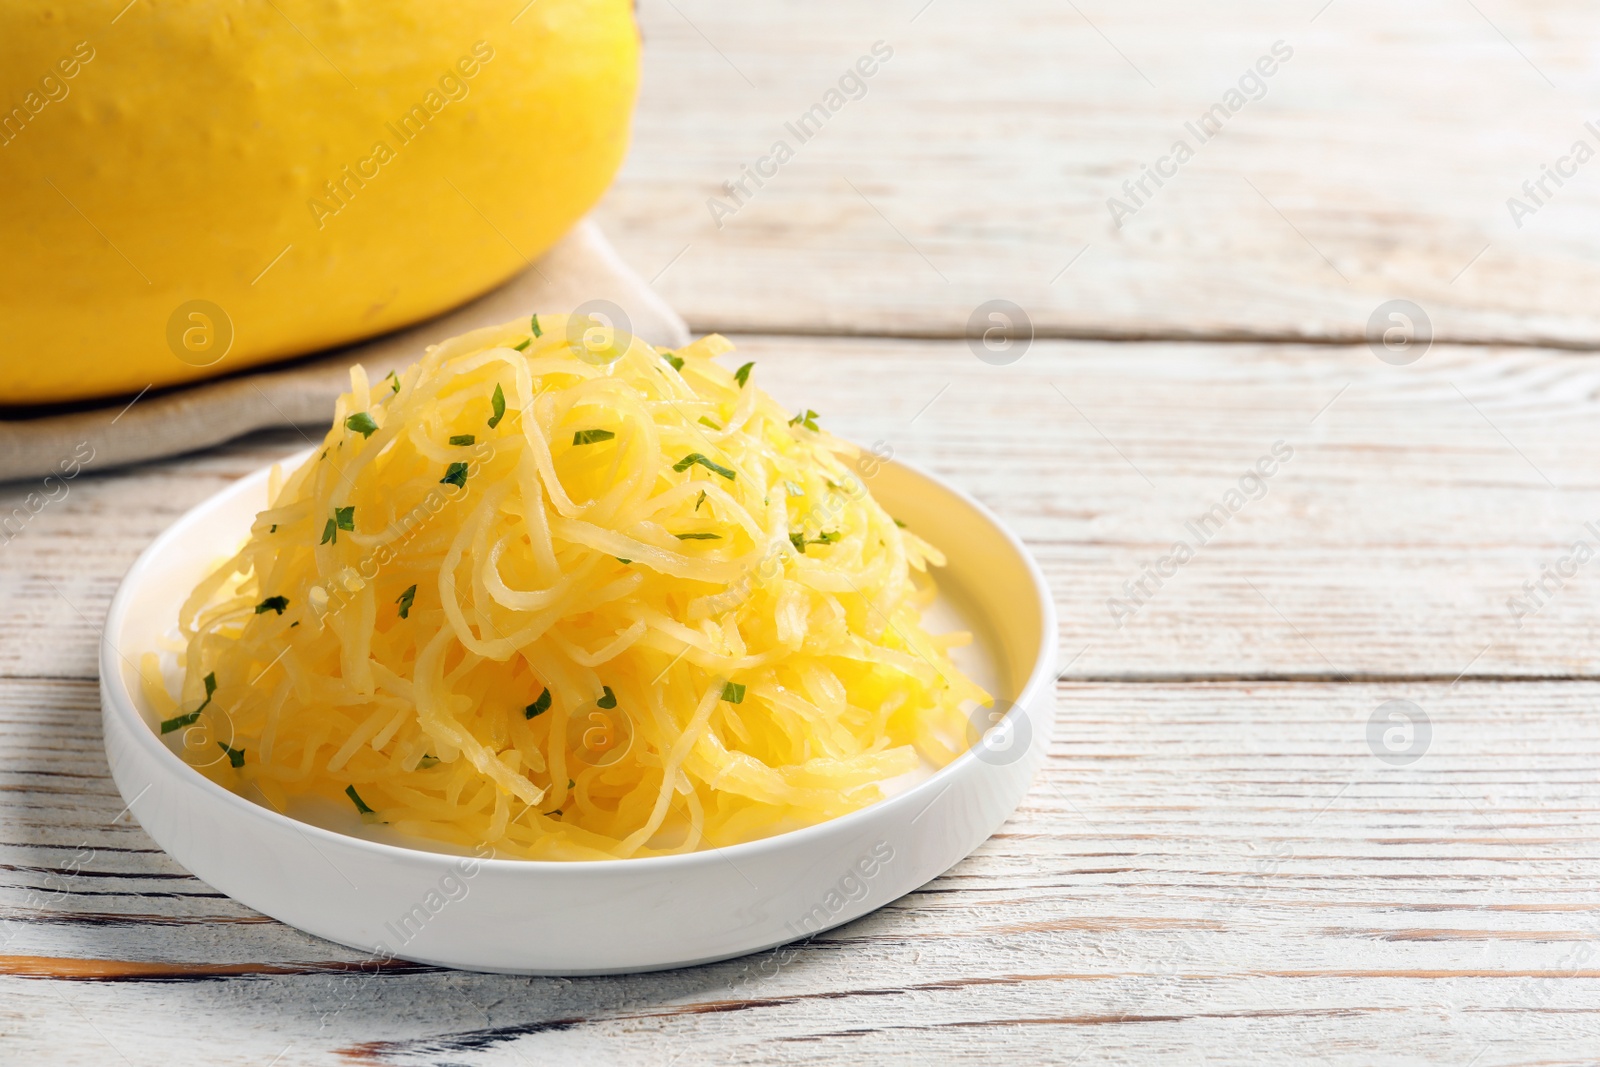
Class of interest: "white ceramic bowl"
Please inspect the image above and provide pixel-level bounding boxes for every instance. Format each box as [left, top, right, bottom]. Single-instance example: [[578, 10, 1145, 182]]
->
[[101, 449, 1056, 974]]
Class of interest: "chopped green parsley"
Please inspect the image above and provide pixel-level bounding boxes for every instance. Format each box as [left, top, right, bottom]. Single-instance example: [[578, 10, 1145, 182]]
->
[[345, 785, 375, 815], [525, 688, 552, 719], [321, 506, 355, 544], [789, 530, 840, 554], [344, 412, 378, 438], [159, 709, 201, 734], [673, 453, 736, 480], [487, 383, 506, 429], [159, 672, 217, 734]]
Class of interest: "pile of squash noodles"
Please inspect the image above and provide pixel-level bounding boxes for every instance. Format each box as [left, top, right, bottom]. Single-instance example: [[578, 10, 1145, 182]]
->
[[142, 313, 988, 860]]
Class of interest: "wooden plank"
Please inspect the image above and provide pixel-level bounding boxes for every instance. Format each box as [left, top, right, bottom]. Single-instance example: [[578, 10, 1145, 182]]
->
[[3, 678, 1599, 1064], [13, 1, 1600, 1059], [600, 0, 1600, 346], [4, 336, 1599, 681]]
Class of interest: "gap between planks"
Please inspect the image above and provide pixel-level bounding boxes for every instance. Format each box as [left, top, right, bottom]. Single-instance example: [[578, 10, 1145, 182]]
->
[[682, 322, 1600, 355]]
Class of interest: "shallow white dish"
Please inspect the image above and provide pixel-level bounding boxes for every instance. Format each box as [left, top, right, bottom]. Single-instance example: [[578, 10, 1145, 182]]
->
[[101, 449, 1057, 975]]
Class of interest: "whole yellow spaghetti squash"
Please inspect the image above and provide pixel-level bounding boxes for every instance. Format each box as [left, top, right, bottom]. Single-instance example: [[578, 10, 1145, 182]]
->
[[0, 0, 638, 404]]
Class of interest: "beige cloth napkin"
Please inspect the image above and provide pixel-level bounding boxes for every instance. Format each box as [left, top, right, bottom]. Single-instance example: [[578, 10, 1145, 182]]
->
[[0, 220, 688, 483]]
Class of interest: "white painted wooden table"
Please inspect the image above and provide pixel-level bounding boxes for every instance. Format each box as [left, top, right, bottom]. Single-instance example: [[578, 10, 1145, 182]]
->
[[6, 3, 1600, 1064]]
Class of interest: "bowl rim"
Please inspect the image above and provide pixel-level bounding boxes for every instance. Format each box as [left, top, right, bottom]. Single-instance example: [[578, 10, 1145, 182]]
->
[[102, 446, 1058, 875]]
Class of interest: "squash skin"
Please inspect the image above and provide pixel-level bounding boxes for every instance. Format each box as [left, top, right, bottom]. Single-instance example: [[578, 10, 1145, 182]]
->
[[0, 0, 639, 404]]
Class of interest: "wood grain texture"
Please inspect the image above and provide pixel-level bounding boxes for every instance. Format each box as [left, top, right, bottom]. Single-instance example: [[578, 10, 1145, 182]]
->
[[11, 1, 1600, 1060], [599, 0, 1600, 346], [2, 335, 1599, 1063], [5, 337, 1598, 681], [4, 675, 1600, 1065]]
